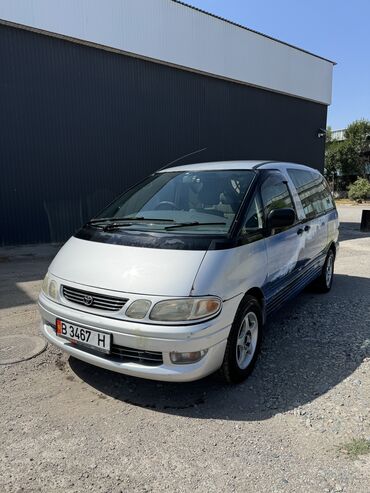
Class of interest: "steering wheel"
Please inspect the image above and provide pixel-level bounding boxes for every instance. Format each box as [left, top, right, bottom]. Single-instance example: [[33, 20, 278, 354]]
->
[[154, 201, 180, 210]]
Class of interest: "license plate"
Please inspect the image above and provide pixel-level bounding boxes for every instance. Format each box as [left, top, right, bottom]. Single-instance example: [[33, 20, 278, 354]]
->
[[55, 319, 111, 353]]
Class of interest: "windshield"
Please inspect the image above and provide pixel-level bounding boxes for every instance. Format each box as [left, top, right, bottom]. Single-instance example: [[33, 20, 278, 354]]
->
[[92, 170, 255, 234]]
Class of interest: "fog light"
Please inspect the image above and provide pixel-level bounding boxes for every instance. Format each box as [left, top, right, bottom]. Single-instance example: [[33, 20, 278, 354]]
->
[[170, 350, 208, 364]]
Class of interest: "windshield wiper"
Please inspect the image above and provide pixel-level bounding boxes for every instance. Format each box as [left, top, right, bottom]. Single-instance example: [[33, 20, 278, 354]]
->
[[87, 216, 175, 224], [164, 221, 226, 230], [102, 222, 134, 232], [87, 217, 226, 232], [87, 216, 176, 232]]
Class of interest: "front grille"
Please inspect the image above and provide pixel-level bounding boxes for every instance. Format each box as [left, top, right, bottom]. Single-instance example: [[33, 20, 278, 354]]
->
[[110, 344, 163, 366], [62, 285, 128, 312]]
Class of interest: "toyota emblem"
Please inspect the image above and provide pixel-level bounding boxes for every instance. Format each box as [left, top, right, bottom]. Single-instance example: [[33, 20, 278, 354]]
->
[[83, 295, 93, 306]]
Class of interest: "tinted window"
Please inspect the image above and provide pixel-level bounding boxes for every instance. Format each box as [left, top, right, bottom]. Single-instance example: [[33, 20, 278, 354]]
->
[[288, 169, 334, 219], [260, 172, 295, 216]]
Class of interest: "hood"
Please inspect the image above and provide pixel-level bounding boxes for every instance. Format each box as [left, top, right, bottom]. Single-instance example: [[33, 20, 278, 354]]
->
[[49, 237, 206, 297]]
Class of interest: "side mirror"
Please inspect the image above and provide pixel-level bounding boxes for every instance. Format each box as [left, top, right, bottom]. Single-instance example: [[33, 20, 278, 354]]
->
[[267, 208, 295, 230]]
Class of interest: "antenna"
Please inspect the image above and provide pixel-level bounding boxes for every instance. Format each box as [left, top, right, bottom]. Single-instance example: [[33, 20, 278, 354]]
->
[[158, 147, 207, 171]]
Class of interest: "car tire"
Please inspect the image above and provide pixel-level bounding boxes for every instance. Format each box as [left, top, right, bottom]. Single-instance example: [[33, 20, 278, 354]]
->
[[312, 248, 335, 293], [220, 295, 263, 384]]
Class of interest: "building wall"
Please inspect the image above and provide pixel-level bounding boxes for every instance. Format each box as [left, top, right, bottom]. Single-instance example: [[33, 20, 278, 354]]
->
[[0, 0, 334, 104], [331, 129, 346, 141], [0, 24, 327, 246]]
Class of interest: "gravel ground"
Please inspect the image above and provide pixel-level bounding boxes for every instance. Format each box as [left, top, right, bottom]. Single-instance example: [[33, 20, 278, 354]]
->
[[0, 205, 369, 493]]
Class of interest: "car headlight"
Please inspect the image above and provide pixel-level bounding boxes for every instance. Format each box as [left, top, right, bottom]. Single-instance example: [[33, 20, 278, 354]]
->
[[41, 274, 58, 300], [48, 280, 58, 300], [149, 297, 221, 322], [41, 274, 49, 295]]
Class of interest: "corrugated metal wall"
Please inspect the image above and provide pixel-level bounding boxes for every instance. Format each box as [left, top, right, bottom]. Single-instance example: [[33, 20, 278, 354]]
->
[[0, 24, 327, 246], [0, 0, 335, 105]]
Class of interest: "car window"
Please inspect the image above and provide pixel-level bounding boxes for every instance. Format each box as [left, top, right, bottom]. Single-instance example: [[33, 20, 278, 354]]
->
[[288, 169, 334, 219], [241, 194, 264, 235], [94, 170, 255, 235], [260, 172, 295, 216]]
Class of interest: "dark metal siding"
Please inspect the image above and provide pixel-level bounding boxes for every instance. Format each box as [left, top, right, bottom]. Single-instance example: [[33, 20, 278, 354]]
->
[[0, 24, 327, 246]]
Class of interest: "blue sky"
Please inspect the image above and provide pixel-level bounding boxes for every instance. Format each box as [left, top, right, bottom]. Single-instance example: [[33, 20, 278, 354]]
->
[[186, 0, 369, 130]]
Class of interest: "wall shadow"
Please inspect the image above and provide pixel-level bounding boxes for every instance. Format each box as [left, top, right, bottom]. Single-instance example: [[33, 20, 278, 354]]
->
[[0, 245, 60, 310], [339, 222, 370, 240], [70, 273, 370, 421], [0, 259, 45, 309]]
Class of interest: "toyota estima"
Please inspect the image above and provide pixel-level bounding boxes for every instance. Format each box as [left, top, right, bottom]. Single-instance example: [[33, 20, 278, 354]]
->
[[39, 161, 338, 383]]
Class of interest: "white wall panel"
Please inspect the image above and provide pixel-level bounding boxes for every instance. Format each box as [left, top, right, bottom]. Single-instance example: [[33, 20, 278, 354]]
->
[[0, 0, 333, 104]]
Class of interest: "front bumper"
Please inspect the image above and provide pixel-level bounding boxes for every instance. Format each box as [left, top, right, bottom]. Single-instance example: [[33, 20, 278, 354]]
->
[[38, 294, 234, 382]]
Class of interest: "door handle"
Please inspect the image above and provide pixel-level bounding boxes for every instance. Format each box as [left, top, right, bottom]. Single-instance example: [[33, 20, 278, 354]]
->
[[297, 228, 304, 235], [304, 225, 311, 232]]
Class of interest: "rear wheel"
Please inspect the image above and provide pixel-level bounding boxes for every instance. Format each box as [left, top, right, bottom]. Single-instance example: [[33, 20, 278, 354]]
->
[[220, 296, 263, 384], [312, 249, 335, 293]]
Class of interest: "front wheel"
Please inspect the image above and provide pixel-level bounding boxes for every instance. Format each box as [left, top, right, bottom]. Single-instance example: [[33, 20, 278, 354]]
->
[[220, 296, 263, 384]]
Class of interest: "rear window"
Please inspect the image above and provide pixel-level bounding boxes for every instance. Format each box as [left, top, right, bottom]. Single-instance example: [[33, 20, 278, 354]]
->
[[288, 169, 334, 219]]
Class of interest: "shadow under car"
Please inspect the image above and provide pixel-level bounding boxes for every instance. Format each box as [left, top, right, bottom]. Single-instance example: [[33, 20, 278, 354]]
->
[[69, 273, 370, 421]]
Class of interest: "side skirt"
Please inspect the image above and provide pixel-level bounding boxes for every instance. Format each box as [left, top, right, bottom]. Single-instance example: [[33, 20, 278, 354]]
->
[[265, 254, 326, 316]]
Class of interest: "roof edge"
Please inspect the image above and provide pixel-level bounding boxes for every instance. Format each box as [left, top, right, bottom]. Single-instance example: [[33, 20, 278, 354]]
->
[[172, 0, 336, 65]]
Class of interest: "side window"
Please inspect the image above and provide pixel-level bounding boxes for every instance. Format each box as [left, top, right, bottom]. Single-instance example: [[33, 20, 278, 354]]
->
[[240, 193, 264, 235], [260, 172, 295, 217], [321, 177, 335, 211], [288, 169, 334, 219]]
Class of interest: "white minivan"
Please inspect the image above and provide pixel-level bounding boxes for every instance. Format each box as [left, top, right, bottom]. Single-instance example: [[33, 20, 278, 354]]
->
[[39, 161, 339, 383]]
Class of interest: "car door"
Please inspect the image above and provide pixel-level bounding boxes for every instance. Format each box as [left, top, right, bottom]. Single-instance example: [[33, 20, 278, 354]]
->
[[287, 169, 329, 265], [259, 170, 307, 312]]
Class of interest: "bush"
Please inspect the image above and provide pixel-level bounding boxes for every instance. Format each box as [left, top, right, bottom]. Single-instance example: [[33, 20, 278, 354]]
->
[[348, 178, 370, 201]]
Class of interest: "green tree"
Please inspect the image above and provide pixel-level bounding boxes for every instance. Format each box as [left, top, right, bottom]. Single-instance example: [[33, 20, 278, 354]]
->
[[325, 139, 340, 175], [345, 119, 370, 154], [325, 119, 370, 177], [325, 125, 333, 144], [348, 178, 370, 201], [345, 119, 370, 177], [325, 139, 359, 176]]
